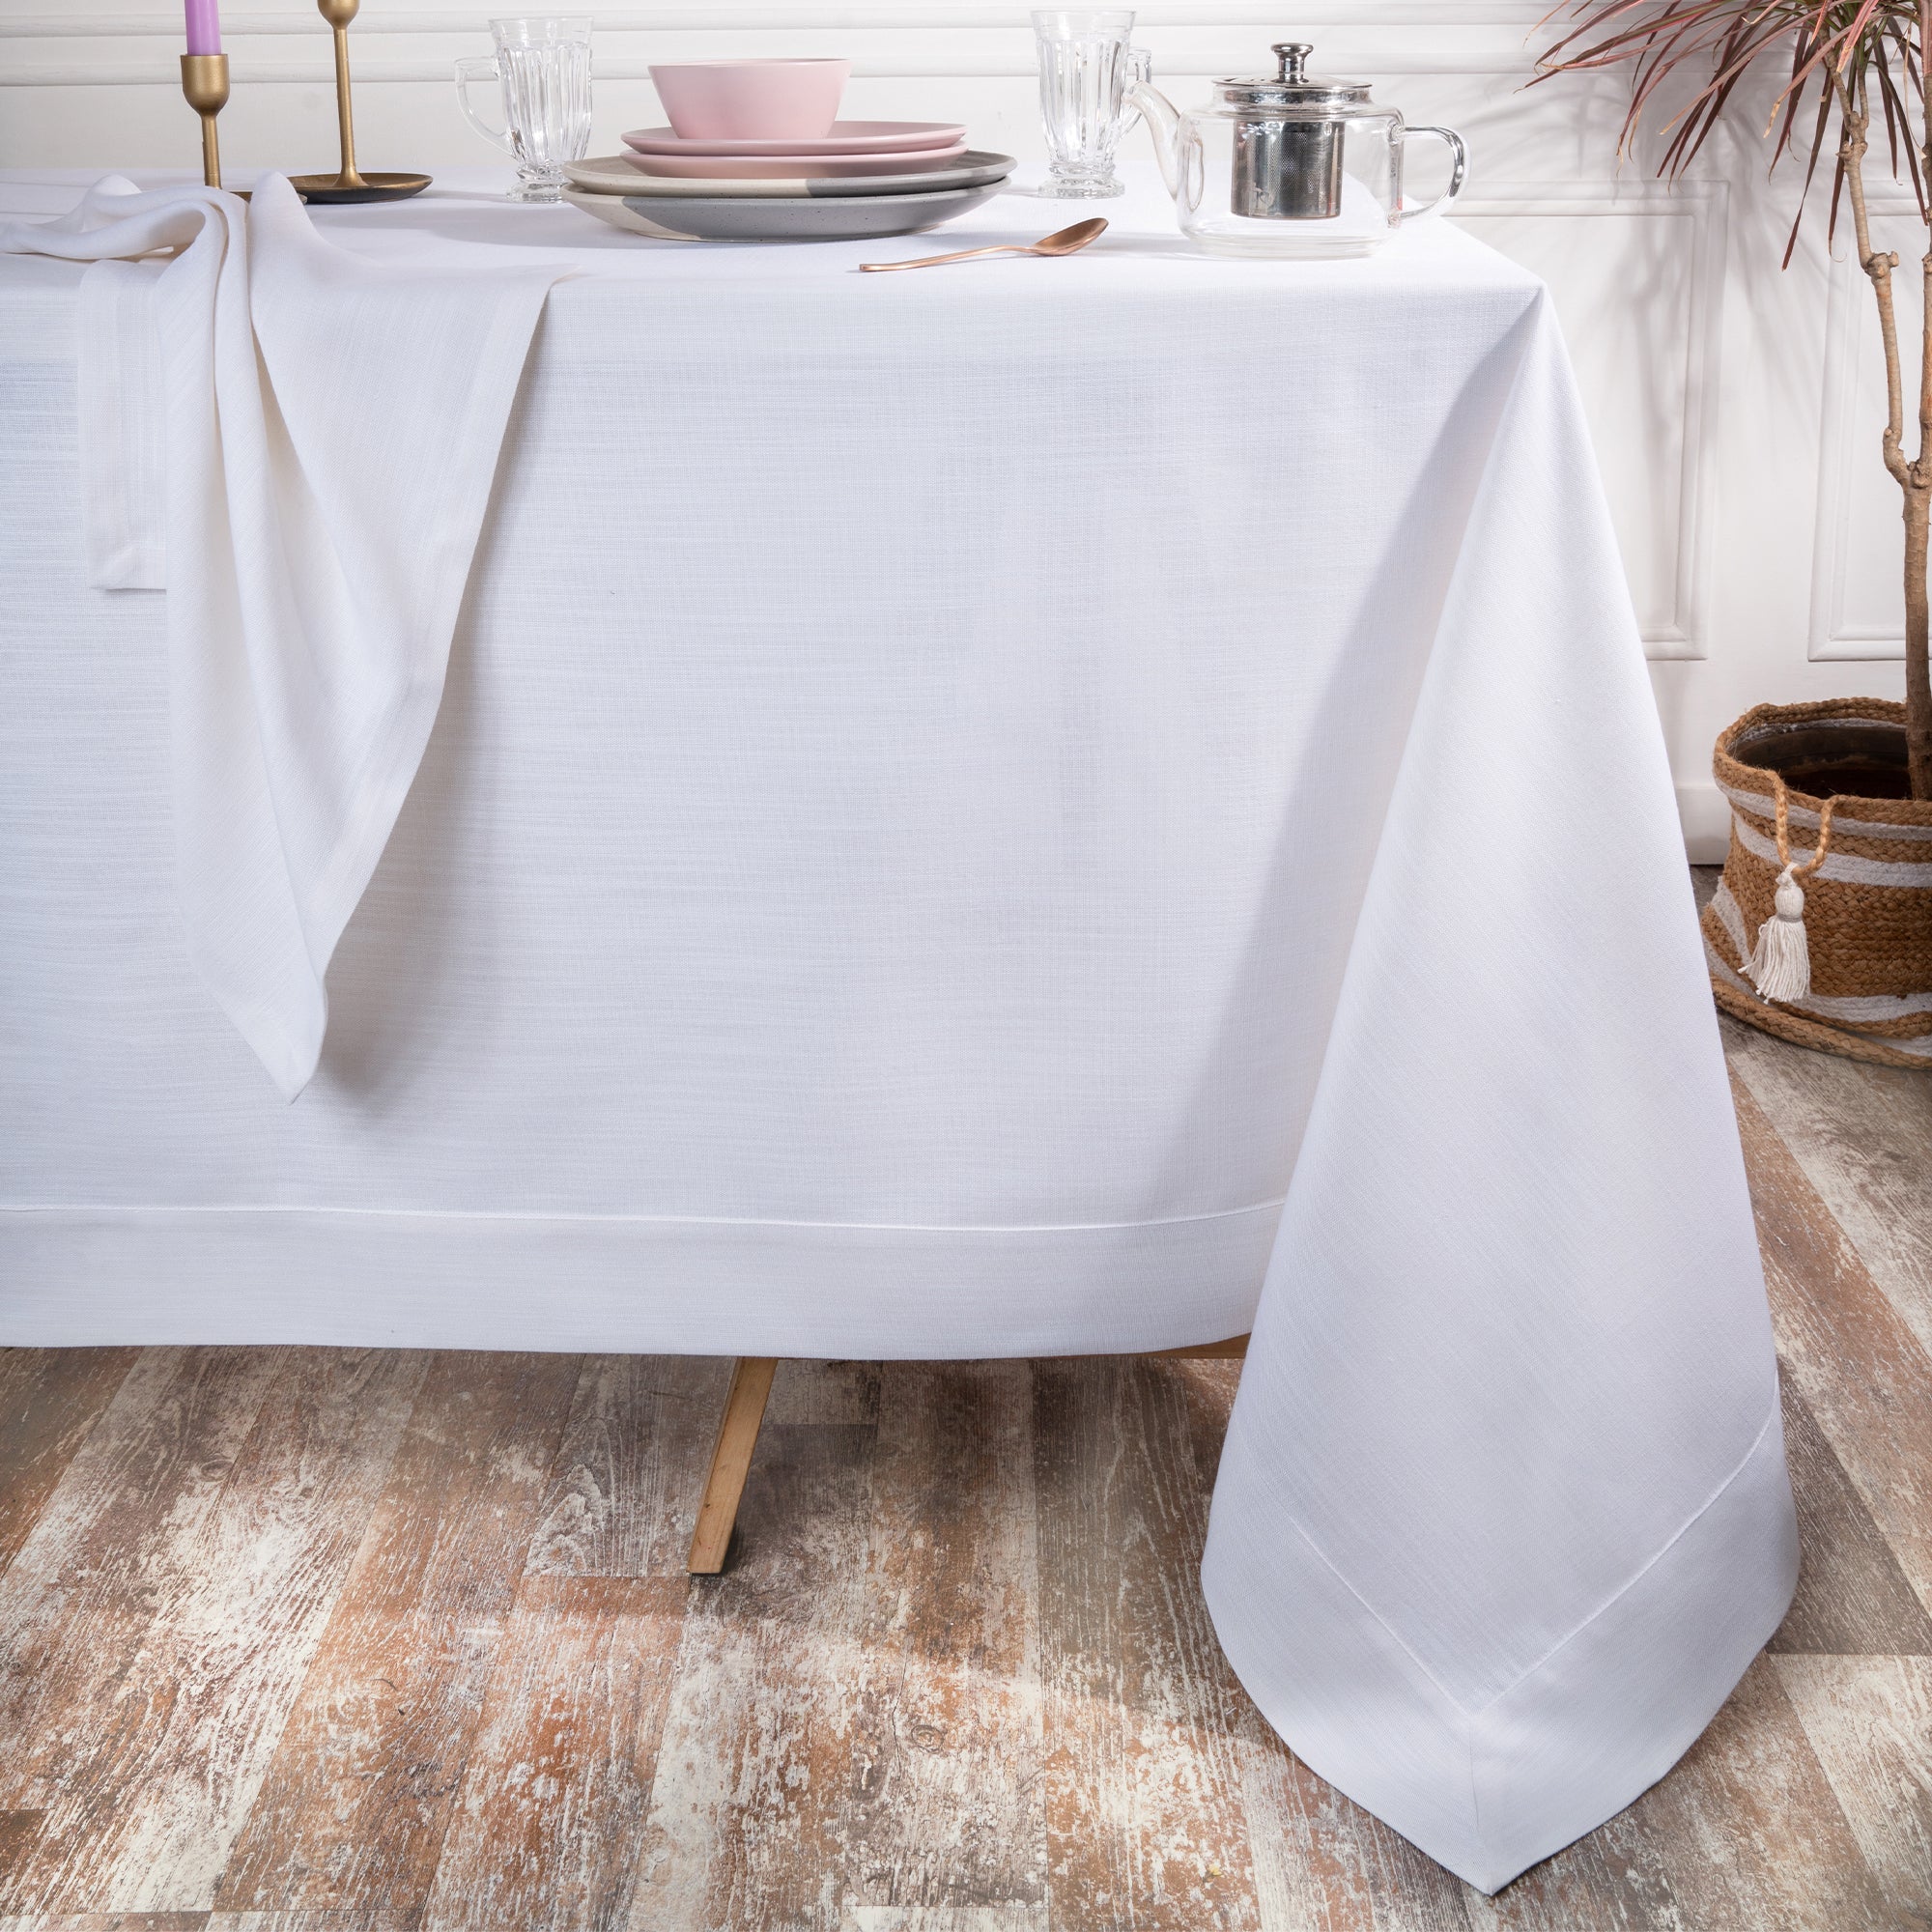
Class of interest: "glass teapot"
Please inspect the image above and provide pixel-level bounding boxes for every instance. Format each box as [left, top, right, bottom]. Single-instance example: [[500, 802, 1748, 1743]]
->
[[1127, 42, 1467, 258]]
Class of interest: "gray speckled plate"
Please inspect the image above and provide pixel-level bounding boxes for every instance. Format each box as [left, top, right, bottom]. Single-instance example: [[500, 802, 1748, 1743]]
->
[[564, 150, 1015, 200], [563, 183, 1005, 242]]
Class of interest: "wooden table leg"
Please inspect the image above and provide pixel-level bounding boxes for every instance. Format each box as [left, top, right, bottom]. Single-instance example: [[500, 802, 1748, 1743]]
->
[[1151, 1335, 1250, 1360], [687, 1356, 779, 1575], [682, 1340, 1241, 1575]]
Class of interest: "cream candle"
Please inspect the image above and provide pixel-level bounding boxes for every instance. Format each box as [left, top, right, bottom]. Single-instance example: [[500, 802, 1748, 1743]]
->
[[185, 0, 220, 55]]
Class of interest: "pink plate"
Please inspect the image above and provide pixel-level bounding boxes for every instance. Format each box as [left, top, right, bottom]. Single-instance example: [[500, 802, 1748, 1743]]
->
[[622, 144, 968, 180], [622, 120, 969, 157]]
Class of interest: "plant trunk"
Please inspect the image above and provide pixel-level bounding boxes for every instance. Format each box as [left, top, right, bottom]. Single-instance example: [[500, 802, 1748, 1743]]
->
[[1918, 0, 1932, 799], [1909, 485, 1932, 798]]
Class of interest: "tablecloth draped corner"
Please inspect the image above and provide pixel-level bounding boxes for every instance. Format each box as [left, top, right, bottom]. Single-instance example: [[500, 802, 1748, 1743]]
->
[[1199, 279, 1797, 1890], [1203, 1393, 1799, 1892]]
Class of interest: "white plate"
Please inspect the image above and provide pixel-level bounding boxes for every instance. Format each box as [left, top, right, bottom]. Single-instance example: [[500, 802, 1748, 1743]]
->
[[565, 151, 1015, 201], [562, 182, 1003, 241], [622, 120, 969, 156]]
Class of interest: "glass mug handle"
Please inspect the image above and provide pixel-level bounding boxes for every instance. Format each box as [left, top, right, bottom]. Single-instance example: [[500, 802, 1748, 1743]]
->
[[1401, 125, 1468, 218], [1114, 46, 1151, 142], [455, 55, 514, 155]]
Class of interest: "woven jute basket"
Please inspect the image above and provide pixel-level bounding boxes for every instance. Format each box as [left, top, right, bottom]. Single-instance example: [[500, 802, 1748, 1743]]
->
[[1702, 697, 1932, 1067]]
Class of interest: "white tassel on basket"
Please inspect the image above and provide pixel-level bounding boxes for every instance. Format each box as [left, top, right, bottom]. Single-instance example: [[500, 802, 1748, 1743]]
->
[[1745, 781, 1835, 1008], [1746, 864, 1810, 1004]]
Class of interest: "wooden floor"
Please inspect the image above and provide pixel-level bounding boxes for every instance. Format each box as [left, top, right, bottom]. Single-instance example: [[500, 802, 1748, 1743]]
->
[[2, 889, 1930, 1929]]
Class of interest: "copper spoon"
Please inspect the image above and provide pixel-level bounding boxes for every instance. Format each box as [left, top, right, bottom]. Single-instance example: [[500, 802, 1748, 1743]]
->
[[861, 216, 1107, 272]]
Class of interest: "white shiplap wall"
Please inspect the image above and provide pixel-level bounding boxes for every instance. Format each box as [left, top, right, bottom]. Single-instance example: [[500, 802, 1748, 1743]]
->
[[1, 1, 1913, 857]]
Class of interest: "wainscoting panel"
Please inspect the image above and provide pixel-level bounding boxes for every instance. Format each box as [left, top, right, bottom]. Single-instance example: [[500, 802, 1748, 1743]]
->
[[1810, 196, 1925, 664], [1457, 181, 1726, 659]]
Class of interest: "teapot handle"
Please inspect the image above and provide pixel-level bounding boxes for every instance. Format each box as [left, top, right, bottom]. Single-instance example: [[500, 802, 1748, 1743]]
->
[[1125, 70, 1183, 202], [1401, 125, 1467, 218]]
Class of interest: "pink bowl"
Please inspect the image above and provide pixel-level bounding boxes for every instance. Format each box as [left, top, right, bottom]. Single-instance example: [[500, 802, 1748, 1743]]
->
[[648, 59, 851, 144]]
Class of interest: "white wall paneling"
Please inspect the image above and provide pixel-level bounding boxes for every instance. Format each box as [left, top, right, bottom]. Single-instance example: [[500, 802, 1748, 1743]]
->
[[1810, 193, 1924, 663], [1, 4, 1915, 857], [1456, 181, 1725, 660]]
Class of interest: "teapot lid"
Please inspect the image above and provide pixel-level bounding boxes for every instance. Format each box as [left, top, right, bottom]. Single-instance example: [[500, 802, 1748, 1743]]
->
[[1215, 42, 1372, 109]]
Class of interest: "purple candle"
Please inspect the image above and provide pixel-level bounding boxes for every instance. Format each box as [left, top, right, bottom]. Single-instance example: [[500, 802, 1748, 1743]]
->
[[184, 0, 220, 55]]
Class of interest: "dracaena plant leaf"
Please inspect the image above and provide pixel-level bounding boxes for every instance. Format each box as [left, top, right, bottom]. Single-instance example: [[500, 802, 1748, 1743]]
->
[[1536, 0, 1932, 796]]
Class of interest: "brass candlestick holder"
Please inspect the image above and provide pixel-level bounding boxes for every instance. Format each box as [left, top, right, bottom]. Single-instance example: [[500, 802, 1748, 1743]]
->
[[289, 0, 431, 204], [180, 51, 230, 189]]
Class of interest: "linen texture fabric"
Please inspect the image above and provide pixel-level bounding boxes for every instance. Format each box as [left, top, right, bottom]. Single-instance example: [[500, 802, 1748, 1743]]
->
[[0, 175, 565, 1096], [0, 173, 1795, 1892]]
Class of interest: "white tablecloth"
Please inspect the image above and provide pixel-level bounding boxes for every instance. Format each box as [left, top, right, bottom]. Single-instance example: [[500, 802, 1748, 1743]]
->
[[0, 169, 1796, 1891]]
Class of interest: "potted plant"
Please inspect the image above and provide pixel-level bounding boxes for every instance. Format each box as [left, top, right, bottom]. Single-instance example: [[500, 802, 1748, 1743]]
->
[[1539, 1, 1932, 1065]]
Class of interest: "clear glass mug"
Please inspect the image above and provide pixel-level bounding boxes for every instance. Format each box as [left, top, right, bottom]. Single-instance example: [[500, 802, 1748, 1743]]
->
[[456, 16, 593, 203], [1031, 9, 1148, 199]]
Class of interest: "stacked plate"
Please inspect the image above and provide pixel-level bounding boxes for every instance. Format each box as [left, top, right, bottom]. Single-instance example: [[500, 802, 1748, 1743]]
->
[[563, 122, 1016, 242]]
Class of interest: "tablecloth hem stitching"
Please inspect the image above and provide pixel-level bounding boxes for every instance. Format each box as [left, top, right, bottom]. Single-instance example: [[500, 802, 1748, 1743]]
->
[[1466, 1731, 1487, 1889], [1271, 1485, 1470, 1716], [1269, 1386, 1781, 1730], [0, 1197, 1290, 1236], [1468, 1390, 1782, 1719]]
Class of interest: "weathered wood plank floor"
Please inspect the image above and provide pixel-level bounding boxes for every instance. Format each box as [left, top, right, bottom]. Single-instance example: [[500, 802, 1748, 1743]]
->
[[2, 879, 1929, 1928]]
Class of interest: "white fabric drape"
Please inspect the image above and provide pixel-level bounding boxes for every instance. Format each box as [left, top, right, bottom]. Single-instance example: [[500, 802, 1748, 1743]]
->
[[1200, 307, 1796, 1889], [0, 176, 564, 1096], [0, 174, 1795, 1891]]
